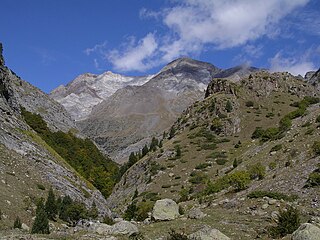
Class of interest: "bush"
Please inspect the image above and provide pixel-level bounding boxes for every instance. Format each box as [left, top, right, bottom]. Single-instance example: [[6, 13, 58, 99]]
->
[[167, 229, 188, 240], [247, 191, 298, 202], [195, 163, 211, 169], [229, 171, 250, 191], [270, 144, 282, 152], [312, 141, 320, 155], [189, 171, 207, 184], [305, 171, 320, 188], [245, 101, 254, 107], [13, 216, 22, 229], [269, 206, 300, 238], [247, 163, 266, 180], [316, 115, 320, 123], [103, 215, 115, 225], [135, 200, 154, 221], [216, 158, 227, 165]]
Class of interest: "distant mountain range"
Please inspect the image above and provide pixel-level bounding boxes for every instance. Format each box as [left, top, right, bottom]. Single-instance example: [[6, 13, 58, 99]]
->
[[51, 58, 260, 163]]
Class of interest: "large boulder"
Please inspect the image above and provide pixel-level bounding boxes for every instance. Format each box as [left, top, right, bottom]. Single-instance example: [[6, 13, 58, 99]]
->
[[188, 226, 230, 240], [187, 207, 206, 219], [292, 223, 320, 240], [110, 221, 139, 235], [152, 199, 180, 221]]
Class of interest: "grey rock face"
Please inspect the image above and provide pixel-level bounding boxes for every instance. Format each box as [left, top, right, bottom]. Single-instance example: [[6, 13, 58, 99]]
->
[[152, 199, 180, 221], [50, 71, 152, 121], [188, 226, 230, 240], [0, 45, 112, 217], [292, 223, 320, 240]]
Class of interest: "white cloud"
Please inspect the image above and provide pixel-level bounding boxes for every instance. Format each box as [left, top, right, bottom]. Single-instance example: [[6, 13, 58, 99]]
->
[[84, 41, 107, 56], [86, 0, 312, 72], [107, 33, 158, 72], [270, 51, 316, 76]]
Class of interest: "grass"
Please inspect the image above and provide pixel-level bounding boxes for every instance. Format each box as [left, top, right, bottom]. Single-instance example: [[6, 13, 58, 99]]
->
[[247, 190, 298, 202]]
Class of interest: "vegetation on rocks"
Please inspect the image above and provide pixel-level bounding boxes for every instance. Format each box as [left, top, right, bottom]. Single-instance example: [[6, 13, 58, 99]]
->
[[21, 107, 119, 198]]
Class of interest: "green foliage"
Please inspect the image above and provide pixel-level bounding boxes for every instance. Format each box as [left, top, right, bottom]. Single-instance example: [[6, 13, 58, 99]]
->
[[316, 115, 320, 123], [270, 144, 282, 152], [31, 200, 50, 234], [210, 118, 223, 134], [247, 163, 266, 180], [45, 187, 57, 220], [225, 100, 233, 112], [269, 207, 300, 238], [149, 137, 159, 152], [167, 229, 188, 240], [233, 159, 238, 168], [103, 215, 115, 225], [37, 184, 46, 190], [189, 171, 207, 184], [247, 191, 298, 202], [305, 165, 320, 188], [124, 201, 137, 221], [13, 216, 22, 229], [169, 126, 176, 139], [21, 108, 119, 199], [65, 202, 88, 225], [229, 171, 250, 191], [135, 200, 154, 221], [88, 201, 99, 219], [195, 163, 211, 170], [175, 145, 182, 158], [312, 141, 320, 155], [251, 97, 319, 142], [245, 101, 254, 107], [142, 144, 149, 157], [216, 158, 227, 165]]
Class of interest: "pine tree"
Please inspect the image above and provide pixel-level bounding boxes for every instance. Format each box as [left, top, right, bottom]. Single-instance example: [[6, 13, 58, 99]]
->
[[31, 200, 50, 234], [169, 126, 175, 139], [59, 195, 73, 222], [176, 145, 181, 158], [142, 144, 149, 157], [45, 187, 57, 220], [128, 152, 137, 166], [132, 188, 138, 200], [226, 100, 233, 112], [13, 216, 22, 229], [233, 159, 238, 168]]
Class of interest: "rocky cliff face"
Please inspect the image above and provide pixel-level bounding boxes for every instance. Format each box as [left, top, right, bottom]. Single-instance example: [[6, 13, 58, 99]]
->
[[0, 45, 113, 228], [50, 71, 153, 121]]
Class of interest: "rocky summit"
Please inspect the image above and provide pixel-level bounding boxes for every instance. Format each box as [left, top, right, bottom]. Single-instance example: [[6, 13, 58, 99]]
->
[[1, 43, 320, 240]]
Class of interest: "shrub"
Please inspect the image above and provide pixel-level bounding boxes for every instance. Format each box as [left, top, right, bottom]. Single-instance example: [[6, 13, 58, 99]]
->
[[189, 171, 207, 184], [216, 158, 227, 165], [167, 229, 188, 240], [316, 115, 320, 123], [135, 200, 154, 221], [13, 216, 22, 229], [245, 101, 254, 107], [247, 191, 298, 202], [37, 184, 46, 190], [229, 171, 250, 191], [269, 206, 300, 238], [247, 163, 266, 180], [195, 163, 211, 170], [225, 100, 233, 112], [312, 141, 320, 155], [123, 201, 137, 221], [305, 171, 320, 188], [103, 215, 115, 225], [270, 144, 282, 152]]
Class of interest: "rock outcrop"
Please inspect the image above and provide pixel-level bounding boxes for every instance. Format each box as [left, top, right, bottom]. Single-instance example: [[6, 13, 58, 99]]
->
[[152, 199, 180, 221], [292, 223, 320, 240], [188, 226, 230, 240]]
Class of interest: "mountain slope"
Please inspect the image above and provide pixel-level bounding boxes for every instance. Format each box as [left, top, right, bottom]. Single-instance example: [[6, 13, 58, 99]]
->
[[78, 58, 222, 163], [0, 44, 114, 230], [106, 70, 320, 239], [50, 71, 153, 121]]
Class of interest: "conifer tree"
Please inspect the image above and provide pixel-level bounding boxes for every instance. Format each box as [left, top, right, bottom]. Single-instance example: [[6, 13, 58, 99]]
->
[[45, 187, 57, 220], [169, 126, 175, 139], [142, 144, 149, 157], [13, 216, 22, 229], [31, 200, 50, 234], [226, 100, 233, 112]]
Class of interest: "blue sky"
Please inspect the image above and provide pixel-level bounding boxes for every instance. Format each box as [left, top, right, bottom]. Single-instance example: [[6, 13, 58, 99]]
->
[[1, 0, 319, 93]]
